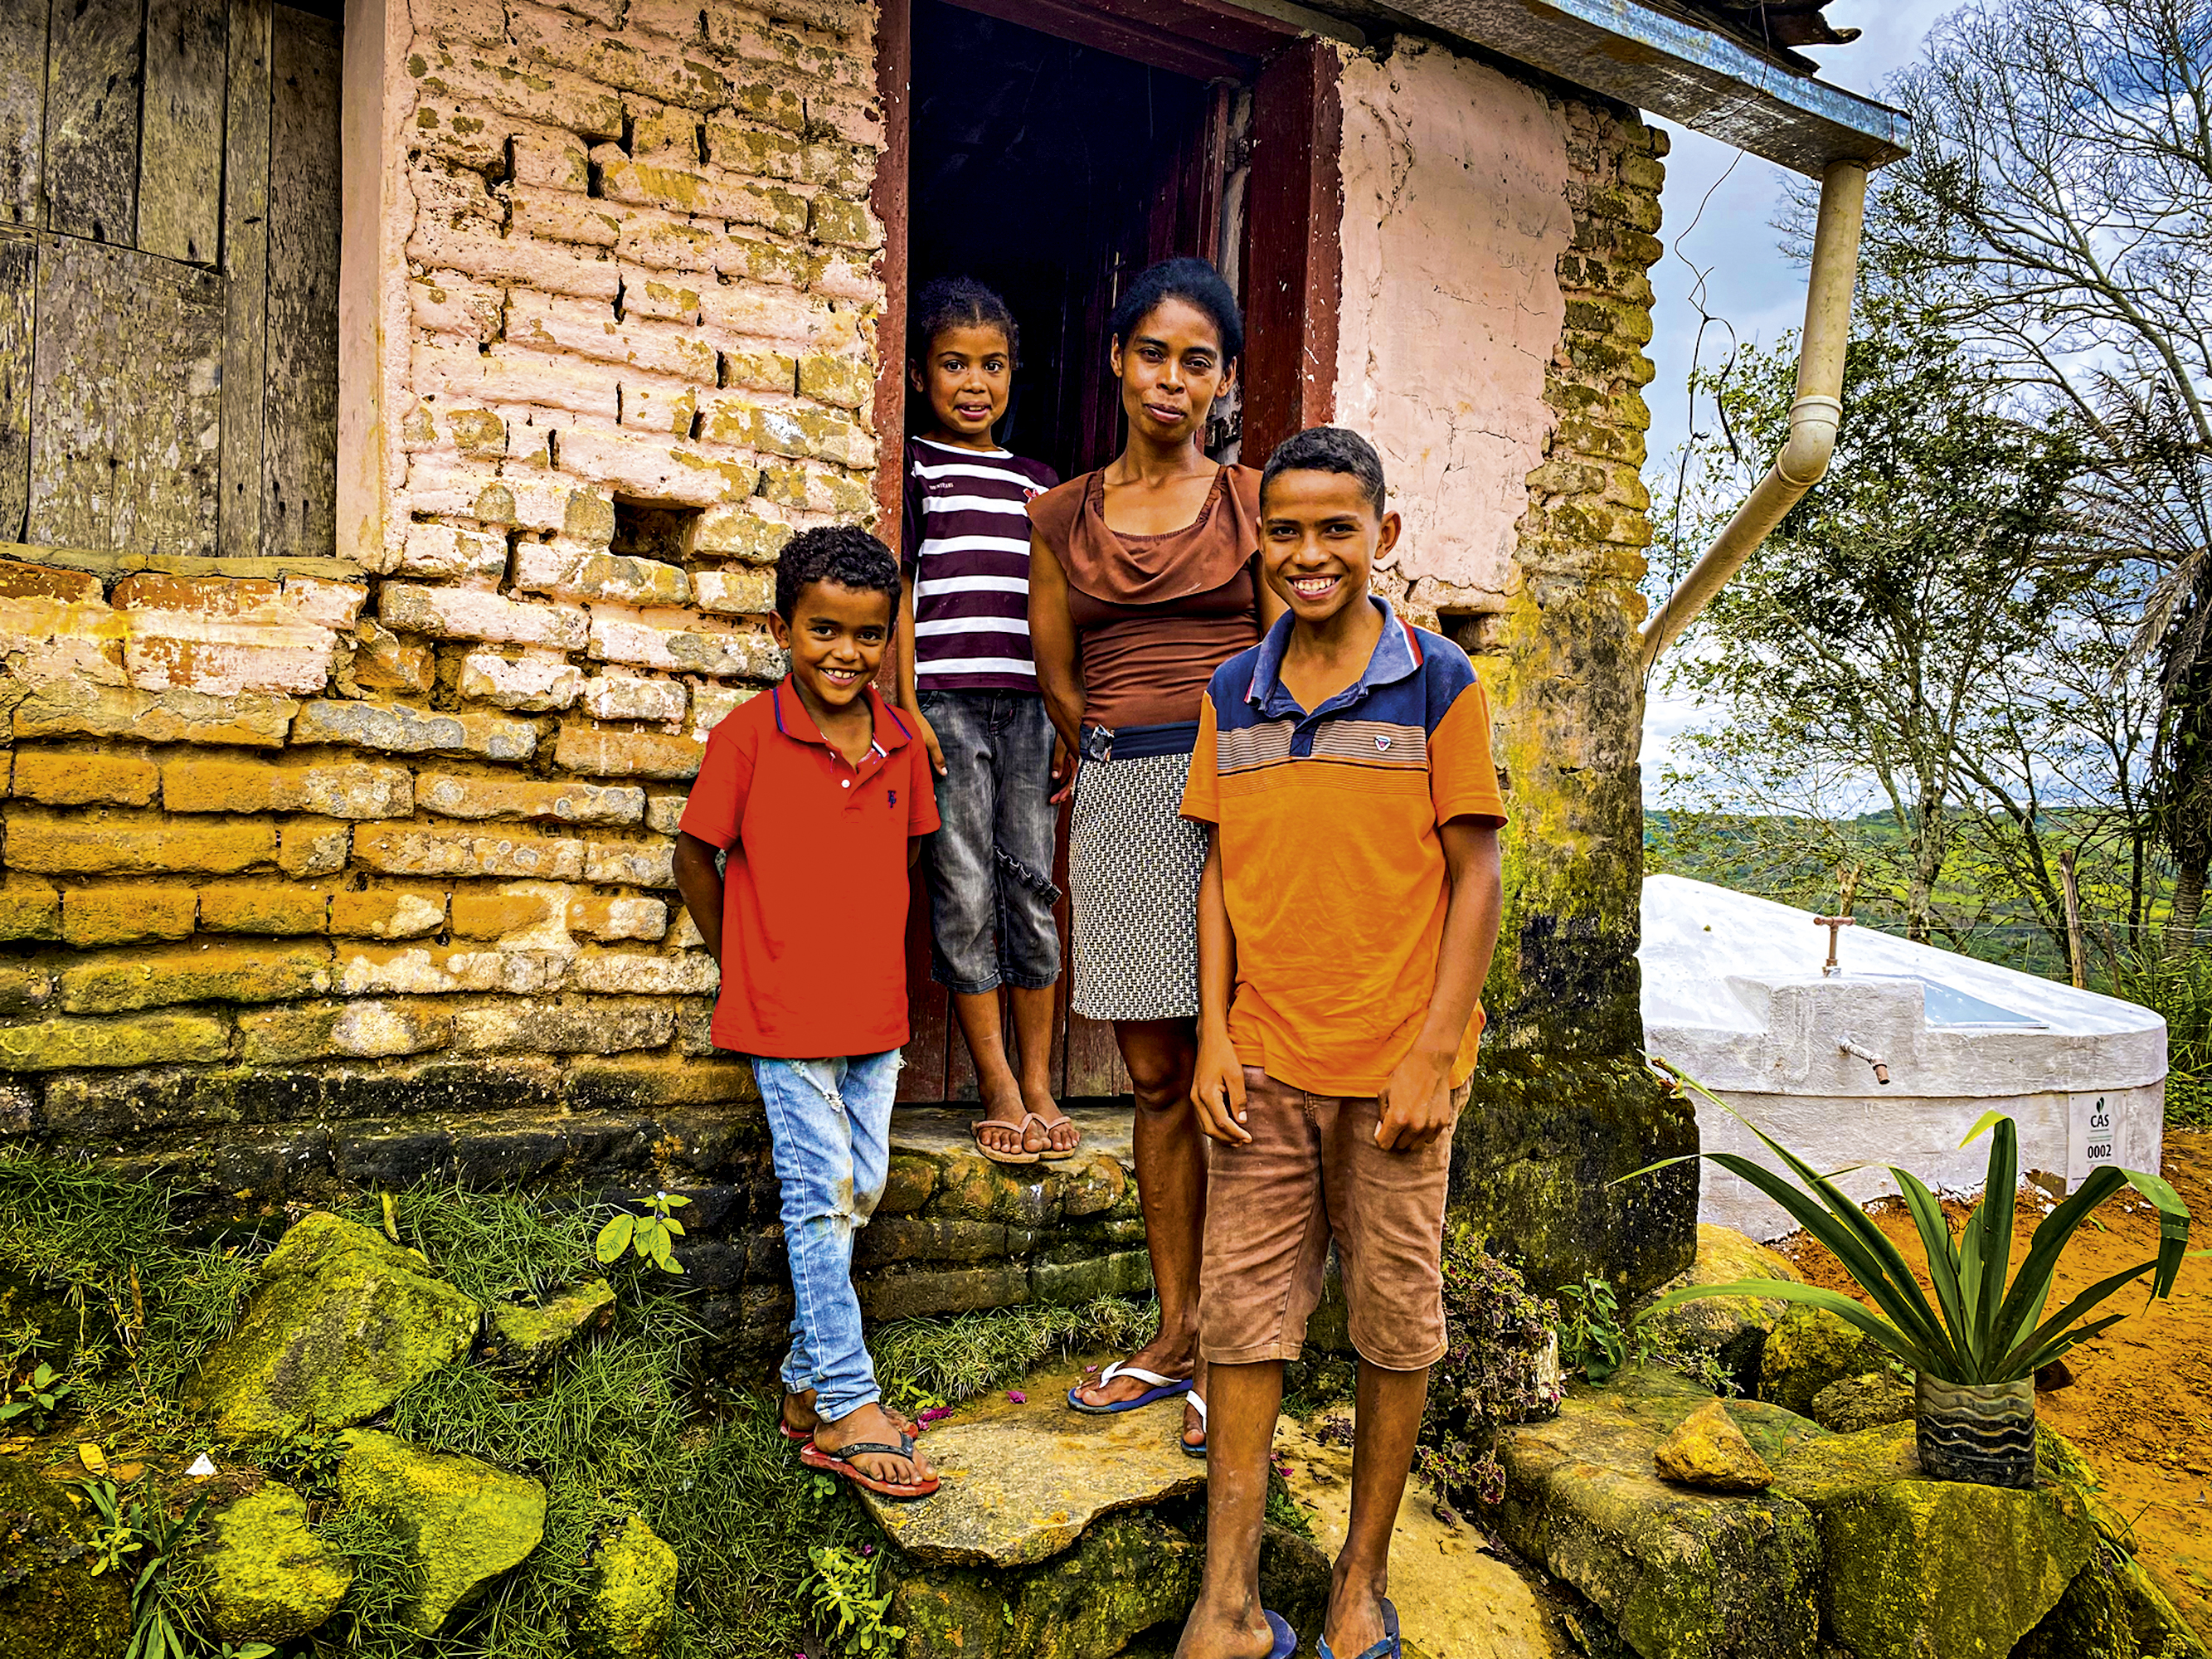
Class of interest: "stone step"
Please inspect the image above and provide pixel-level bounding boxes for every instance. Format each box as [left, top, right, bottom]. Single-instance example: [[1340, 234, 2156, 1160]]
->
[[1275, 1413, 1573, 1659], [868, 1356, 1580, 1659]]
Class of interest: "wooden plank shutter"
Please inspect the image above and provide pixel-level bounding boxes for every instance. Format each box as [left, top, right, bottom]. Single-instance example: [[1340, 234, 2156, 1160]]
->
[[0, 0, 342, 557]]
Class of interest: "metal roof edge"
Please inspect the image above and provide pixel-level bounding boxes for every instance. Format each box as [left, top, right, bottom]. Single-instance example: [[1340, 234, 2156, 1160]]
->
[[1375, 0, 1909, 175]]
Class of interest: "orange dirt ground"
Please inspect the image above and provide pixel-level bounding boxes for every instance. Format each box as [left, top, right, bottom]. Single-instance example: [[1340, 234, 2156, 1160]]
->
[[1774, 1128, 2212, 1639]]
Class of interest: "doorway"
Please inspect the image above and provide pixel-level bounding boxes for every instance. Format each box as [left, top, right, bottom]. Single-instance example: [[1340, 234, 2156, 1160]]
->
[[883, 0, 1339, 1104], [905, 0, 1236, 479]]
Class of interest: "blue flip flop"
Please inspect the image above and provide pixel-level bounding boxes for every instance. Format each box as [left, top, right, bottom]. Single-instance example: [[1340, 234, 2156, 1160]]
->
[[1066, 1358, 1194, 1414], [1318, 1598, 1400, 1659], [1263, 1611, 1298, 1659]]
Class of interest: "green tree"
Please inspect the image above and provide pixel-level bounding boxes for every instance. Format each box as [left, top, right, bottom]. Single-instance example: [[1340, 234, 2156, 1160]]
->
[[1652, 288, 2085, 944]]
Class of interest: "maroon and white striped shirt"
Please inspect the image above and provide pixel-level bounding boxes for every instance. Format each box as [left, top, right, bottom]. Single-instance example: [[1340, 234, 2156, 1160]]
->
[[902, 436, 1059, 693]]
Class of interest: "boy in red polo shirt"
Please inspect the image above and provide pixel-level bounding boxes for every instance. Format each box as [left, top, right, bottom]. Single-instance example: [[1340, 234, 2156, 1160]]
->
[[1174, 429, 1505, 1659], [673, 526, 942, 1501]]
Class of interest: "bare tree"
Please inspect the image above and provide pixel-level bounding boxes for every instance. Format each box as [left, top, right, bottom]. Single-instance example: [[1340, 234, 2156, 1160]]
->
[[1869, 0, 2212, 941]]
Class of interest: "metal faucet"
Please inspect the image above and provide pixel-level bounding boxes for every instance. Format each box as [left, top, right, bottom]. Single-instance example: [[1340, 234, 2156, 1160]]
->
[[1838, 1035, 1889, 1086]]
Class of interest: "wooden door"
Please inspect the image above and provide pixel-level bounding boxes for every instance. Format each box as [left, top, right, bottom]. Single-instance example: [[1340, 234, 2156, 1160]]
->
[[0, 0, 341, 557]]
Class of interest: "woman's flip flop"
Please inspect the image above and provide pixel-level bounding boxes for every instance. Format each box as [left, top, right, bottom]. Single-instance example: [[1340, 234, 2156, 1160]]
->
[[1318, 1598, 1400, 1659], [1022, 1111, 1082, 1161], [1262, 1611, 1299, 1659], [1180, 1391, 1208, 1458], [799, 1431, 940, 1501], [970, 1117, 1041, 1165], [1065, 1358, 1194, 1413]]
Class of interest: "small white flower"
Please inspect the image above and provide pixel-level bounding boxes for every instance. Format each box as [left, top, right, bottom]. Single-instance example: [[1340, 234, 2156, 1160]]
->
[[187, 1453, 217, 1478]]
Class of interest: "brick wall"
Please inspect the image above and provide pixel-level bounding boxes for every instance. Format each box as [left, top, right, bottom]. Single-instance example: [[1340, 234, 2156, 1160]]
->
[[0, 0, 887, 1200]]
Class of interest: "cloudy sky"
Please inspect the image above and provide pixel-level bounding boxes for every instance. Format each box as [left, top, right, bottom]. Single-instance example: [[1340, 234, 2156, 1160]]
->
[[1639, 0, 1956, 789]]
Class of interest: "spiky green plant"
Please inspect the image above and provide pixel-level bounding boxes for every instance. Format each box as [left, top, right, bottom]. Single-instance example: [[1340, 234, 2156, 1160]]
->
[[1636, 1061, 2196, 1384]]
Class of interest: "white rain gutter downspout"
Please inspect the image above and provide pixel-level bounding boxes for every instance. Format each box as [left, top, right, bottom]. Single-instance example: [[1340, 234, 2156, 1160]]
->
[[1638, 157, 1870, 669]]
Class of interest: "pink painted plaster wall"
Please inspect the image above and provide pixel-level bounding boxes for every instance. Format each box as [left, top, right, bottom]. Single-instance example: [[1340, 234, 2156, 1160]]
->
[[1331, 41, 1573, 625]]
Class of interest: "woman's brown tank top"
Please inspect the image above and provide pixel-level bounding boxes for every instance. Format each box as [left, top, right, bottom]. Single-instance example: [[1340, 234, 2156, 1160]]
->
[[1027, 465, 1263, 730]]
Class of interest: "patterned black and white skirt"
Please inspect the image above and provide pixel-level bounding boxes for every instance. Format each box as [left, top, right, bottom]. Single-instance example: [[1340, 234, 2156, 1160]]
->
[[1067, 729, 1207, 1023]]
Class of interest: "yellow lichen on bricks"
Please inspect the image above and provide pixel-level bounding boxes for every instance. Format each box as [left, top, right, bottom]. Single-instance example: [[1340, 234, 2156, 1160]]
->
[[280, 817, 354, 878], [353, 822, 587, 882], [450, 887, 560, 939], [336, 942, 563, 996], [458, 650, 587, 712], [351, 620, 439, 694], [569, 948, 716, 994], [450, 996, 677, 1053], [58, 941, 332, 1014], [553, 725, 703, 781], [328, 888, 450, 940], [10, 747, 162, 808], [691, 567, 775, 615], [0, 1012, 230, 1072], [198, 882, 333, 936], [162, 756, 415, 819], [0, 875, 61, 942], [584, 608, 781, 678], [238, 998, 457, 1064], [290, 698, 542, 761], [416, 771, 648, 825], [583, 839, 676, 886], [3, 808, 278, 875], [568, 894, 668, 941], [63, 885, 199, 946], [13, 683, 298, 748]]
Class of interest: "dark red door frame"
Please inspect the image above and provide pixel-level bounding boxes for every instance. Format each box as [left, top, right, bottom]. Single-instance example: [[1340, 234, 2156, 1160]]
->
[[1241, 36, 1344, 457]]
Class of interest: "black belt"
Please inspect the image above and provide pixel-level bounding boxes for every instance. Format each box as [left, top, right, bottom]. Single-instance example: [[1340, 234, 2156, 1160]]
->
[[1080, 720, 1201, 762]]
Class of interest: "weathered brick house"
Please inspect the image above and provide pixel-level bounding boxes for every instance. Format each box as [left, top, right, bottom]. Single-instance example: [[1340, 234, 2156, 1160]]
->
[[0, 0, 1901, 1320]]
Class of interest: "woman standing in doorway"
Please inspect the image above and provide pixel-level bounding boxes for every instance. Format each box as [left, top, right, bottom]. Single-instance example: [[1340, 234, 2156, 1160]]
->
[[1029, 256, 1284, 1457]]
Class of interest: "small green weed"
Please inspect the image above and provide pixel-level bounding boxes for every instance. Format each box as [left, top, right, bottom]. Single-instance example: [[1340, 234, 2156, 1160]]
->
[[596, 1191, 691, 1276], [252, 1425, 350, 1505], [78, 1477, 212, 1659], [1558, 1278, 1629, 1382], [802, 1545, 904, 1657], [0, 1360, 71, 1428]]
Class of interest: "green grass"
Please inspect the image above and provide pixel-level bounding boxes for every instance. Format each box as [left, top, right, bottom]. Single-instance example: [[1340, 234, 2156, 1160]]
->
[[870, 1297, 1155, 1412], [0, 1151, 260, 1451], [2, 1160, 1171, 1659]]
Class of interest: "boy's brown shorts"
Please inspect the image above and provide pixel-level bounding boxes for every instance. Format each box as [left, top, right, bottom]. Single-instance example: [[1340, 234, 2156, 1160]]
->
[[1198, 1066, 1464, 1373]]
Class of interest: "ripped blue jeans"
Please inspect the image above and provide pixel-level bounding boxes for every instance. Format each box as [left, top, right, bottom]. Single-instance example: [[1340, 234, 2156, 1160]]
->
[[750, 1049, 902, 1423], [918, 690, 1062, 995]]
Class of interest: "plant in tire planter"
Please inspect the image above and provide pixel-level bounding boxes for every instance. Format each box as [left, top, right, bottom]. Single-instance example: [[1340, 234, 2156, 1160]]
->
[[1634, 1062, 2195, 1488]]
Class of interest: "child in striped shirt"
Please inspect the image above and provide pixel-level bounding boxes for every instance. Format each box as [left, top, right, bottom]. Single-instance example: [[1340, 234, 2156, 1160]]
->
[[897, 277, 1080, 1165]]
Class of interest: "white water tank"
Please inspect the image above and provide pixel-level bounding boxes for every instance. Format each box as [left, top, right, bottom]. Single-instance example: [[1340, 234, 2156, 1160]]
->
[[1639, 874, 2167, 1240]]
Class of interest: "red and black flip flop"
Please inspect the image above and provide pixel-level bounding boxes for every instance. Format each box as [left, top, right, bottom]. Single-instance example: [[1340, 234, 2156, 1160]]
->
[[799, 1433, 939, 1501], [781, 1409, 925, 1443]]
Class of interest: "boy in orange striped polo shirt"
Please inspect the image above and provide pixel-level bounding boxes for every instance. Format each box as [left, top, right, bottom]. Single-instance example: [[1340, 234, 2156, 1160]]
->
[[1173, 427, 1506, 1659]]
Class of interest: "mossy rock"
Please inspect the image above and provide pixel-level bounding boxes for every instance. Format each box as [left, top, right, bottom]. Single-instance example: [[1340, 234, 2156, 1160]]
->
[[1806, 1372, 1914, 1435], [187, 1212, 479, 1438], [887, 1509, 1327, 1659], [199, 1481, 351, 1642], [576, 1515, 677, 1659], [1769, 1423, 2097, 1659], [486, 1279, 615, 1369], [2017, 1432, 2211, 1659], [1758, 1306, 1889, 1418], [1491, 1368, 1826, 1659], [336, 1429, 547, 1633], [0, 1457, 132, 1659], [1639, 1224, 1806, 1388]]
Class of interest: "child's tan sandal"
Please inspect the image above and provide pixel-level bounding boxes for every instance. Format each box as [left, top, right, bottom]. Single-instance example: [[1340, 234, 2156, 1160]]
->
[[970, 1117, 1042, 1165], [1022, 1110, 1082, 1161]]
